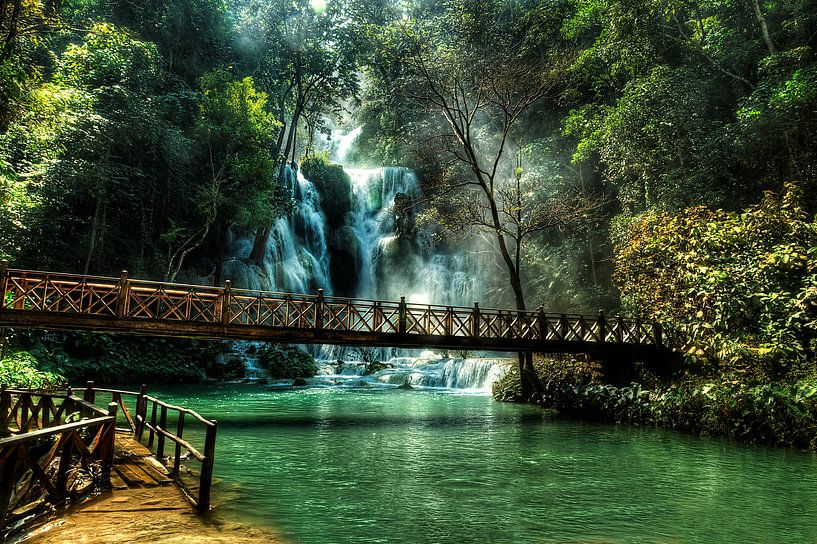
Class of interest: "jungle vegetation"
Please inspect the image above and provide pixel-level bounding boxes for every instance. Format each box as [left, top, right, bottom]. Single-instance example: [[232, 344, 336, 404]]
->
[[2, 0, 817, 442]]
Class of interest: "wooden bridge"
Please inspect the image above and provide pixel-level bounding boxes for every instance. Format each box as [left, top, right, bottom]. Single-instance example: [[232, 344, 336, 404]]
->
[[0, 263, 679, 355]]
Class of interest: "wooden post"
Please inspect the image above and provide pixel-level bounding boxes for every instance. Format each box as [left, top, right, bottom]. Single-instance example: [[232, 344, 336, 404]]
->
[[315, 289, 324, 332], [173, 411, 185, 475], [157, 404, 168, 461], [0, 260, 7, 309], [537, 307, 547, 341], [373, 301, 381, 332], [147, 400, 158, 449], [115, 270, 129, 318], [83, 381, 95, 404], [615, 314, 624, 342], [135, 384, 147, 442], [221, 280, 232, 327], [445, 307, 453, 336], [197, 420, 218, 512], [559, 314, 568, 341], [597, 310, 606, 343], [102, 402, 118, 483], [398, 296, 407, 335], [654, 322, 663, 346], [0, 385, 8, 436], [472, 302, 480, 338]]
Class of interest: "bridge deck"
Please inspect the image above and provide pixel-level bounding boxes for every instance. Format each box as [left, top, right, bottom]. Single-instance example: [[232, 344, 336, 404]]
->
[[0, 265, 679, 354]]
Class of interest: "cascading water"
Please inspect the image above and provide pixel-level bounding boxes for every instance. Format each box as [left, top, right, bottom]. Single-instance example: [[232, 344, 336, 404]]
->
[[224, 126, 511, 391]]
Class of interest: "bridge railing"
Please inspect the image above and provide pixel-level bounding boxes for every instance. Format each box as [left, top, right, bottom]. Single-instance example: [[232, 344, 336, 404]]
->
[[0, 265, 676, 349], [72, 383, 217, 512], [0, 386, 118, 530]]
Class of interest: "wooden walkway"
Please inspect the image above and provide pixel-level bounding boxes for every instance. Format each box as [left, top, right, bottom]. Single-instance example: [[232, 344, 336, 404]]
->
[[0, 264, 681, 355], [1, 385, 217, 537]]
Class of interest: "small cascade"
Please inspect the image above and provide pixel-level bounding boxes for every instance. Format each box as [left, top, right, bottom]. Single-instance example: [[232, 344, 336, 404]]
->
[[372, 357, 511, 392]]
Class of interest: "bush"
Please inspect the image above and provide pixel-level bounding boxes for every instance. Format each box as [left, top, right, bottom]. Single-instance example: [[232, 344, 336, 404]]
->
[[0, 351, 65, 388], [614, 184, 817, 380], [494, 355, 817, 449], [257, 346, 317, 379]]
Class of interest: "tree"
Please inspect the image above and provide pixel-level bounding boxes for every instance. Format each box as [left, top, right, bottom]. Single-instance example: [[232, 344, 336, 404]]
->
[[195, 69, 290, 284], [235, 0, 359, 265], [385, 4, 604, 398]]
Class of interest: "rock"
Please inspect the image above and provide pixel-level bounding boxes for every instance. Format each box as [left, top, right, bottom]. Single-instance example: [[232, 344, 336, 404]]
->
[[397, 383, 414, 390], [292, 378, 308, 386], [364, 361, 394, 375]]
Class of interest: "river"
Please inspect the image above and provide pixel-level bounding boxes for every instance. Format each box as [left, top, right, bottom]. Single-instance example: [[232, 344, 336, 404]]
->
[[141, 383, 817, 543]]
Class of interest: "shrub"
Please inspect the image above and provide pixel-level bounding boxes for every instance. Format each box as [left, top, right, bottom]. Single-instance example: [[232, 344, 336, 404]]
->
[[614, 184, 817, 379], [0, 351, 65, 388]]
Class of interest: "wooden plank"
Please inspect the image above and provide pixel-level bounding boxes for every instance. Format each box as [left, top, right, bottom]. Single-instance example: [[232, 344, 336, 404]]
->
[[108, 469, 128, 490], [115, 434, 152, 457], [114, 463, 146, 486], [121, 462, 158, 487], [135, 459, 172, 485]]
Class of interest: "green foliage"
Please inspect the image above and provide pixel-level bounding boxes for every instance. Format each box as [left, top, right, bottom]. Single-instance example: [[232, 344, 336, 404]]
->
[[494, 356, 817, 449], [26, 333, 207, 384], [197, 69, 289, 229], [0, 351, 65, 389], [257, 346, 317, 380], [615, 184, 817, 377]]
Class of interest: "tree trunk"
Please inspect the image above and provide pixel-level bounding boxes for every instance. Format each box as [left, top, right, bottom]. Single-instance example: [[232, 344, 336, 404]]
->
[[249, 225, 271, 266], [214, 218, 229, 287], [248, 104, 303, 264], [752, 0, 777, 55]]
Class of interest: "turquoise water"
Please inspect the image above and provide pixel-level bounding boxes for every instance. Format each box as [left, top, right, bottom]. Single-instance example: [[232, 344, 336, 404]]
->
[[149, 384, 817, 543]]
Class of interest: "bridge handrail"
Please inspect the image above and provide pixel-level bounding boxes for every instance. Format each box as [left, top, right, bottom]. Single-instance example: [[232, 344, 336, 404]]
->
[[70, 382, 217, 512], [0, 264, 678, 351], [0, 386, 119, 530]]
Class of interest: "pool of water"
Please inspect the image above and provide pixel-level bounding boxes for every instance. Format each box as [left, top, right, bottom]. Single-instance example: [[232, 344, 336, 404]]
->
[[147, 383, 817, 543]]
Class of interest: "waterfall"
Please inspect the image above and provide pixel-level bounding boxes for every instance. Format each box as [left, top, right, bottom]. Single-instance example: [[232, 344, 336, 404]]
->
[[223, 127, 512, 391], [226, 166, 332, 294]]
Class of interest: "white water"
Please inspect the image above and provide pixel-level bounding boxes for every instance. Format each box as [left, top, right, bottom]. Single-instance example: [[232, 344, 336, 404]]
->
[[223, 127, 508, 391]]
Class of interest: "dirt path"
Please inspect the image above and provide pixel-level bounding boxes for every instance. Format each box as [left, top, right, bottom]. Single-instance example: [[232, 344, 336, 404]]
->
[[17, 485, 287, 544]]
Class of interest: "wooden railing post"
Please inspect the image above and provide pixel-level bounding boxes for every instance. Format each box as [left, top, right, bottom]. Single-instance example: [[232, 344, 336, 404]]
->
[[615, 314, 624, 342], [116, 270, 129, 318], [597, 310, 606, 343], [198, 420, 218, 512], [157, 404, 168, 461], [472, 302, 480, 338], [221, 280, 232, 327], [537, 307, 546, 340], [654, 322, 663, 346], [315, 289, 324, 332], [102, 401, 118, 483], [147, 399, 158, 449], [173, 411, 185, 475], [0, 385, 8, 436], [559, 314, 568, 341], [445, 307, 453, 336], [373, 301, 381, 332], [83, 381, 95, 404], [398, 296, 407, 334], [0, 260, 7, 308], [135, 384, 147, 441]]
